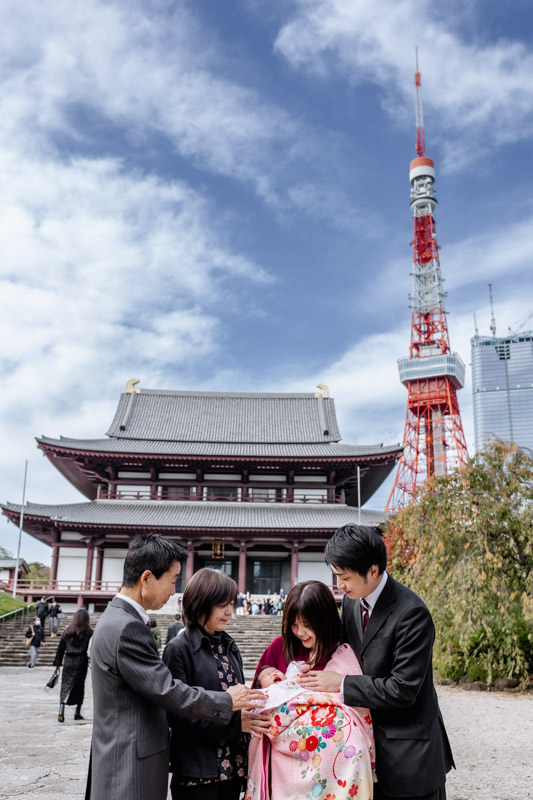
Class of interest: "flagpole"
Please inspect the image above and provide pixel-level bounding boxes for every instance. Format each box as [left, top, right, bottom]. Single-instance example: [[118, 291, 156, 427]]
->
[[12, 460, 28, 598], [357, 465, 361, 524]]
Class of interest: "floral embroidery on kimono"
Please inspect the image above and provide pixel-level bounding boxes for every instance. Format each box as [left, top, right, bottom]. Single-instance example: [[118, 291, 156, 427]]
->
[[245, 644, 375, 800]]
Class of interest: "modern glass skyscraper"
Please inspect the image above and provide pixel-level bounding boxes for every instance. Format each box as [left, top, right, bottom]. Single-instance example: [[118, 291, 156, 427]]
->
[[471, 331, 533, 453]]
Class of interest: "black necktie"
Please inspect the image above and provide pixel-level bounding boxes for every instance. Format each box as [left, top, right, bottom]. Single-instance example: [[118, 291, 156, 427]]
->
[[361, 598, 370, 630]]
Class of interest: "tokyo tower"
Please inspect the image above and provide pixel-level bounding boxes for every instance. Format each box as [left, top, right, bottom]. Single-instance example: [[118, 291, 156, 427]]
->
[[386, 60, 468, 510]]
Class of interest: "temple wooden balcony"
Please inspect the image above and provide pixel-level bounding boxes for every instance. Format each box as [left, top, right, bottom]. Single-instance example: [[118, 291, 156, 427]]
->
[[101, 489, 346, 504]]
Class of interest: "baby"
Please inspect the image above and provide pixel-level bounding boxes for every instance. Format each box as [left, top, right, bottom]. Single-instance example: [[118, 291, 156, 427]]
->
[[256, 666, 286, 688], [254, 662, 306, 710]]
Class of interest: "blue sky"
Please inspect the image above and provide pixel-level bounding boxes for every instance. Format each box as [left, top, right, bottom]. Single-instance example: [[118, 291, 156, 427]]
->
[[1, 0, 532, 564]]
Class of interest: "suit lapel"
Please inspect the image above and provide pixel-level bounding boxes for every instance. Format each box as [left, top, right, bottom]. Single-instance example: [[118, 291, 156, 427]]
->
[[111, 595, 145, 623], [361, 577, 396, 653]]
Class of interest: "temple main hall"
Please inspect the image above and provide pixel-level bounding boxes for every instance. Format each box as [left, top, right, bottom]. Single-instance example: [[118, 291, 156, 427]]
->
[[3, 382, 401, 608]]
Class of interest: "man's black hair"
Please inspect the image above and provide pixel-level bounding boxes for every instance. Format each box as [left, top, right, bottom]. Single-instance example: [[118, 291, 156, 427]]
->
[[325, 524, 387, 576], [122, 534, 187, 587]]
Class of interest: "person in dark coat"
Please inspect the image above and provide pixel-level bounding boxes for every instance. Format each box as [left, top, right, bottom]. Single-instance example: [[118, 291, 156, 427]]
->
[[165, 612, 184, 645], [35, 597, 50, 625], [53, 607, 93, 722], [298, 524, 454, 800], [149, 617, 162, 650], [25, 616, 45, 668], [48, 598, 62, 637], [163, 568, 270, 800]]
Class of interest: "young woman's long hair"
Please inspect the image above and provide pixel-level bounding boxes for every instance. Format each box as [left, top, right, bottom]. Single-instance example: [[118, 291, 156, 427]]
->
[[282, 581, 341, 667], [64, 608, 91, 639]]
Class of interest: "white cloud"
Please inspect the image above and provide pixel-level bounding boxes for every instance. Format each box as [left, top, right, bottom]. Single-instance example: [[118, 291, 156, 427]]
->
[[0, 0, 313, 206], [275, 0, 533, 169], [0, 138, 273, 562]]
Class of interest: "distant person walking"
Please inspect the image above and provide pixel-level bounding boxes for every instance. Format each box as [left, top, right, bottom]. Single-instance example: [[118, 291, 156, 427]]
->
[[48, 599, 62, 637], [149, 618, 162, 650], [25, 617, 45, 668], [165, 613, 184, 645], [53, 607, 93, 722], [35, 597, 50, 626]]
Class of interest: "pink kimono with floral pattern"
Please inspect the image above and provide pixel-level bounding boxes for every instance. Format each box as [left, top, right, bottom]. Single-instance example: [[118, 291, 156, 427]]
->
[[245, 643, 375, 800]]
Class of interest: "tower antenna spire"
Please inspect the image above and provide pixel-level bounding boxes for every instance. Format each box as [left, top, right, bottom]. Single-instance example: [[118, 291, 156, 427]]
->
[[414, 47, 426, 158]]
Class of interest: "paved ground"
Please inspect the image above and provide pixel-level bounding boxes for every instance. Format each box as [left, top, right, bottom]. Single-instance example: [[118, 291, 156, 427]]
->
[[0, 666, 531, 799]]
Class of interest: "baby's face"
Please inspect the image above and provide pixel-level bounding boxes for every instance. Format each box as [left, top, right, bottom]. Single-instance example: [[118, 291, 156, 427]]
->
[[257, 667, 286, 688]]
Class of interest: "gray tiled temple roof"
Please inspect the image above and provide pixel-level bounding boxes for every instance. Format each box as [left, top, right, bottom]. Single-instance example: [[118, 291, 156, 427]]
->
[[4, 500, 386, 530], [105, 390, 342, 443], [37, 435, 399, 459]]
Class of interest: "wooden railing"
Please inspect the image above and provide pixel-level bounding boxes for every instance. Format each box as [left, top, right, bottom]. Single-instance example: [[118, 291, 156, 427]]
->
[[107, 490, 341, 504], [2, 579, 122, 595]]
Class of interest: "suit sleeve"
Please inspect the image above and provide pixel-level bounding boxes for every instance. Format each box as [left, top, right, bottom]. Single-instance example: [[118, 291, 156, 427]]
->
[[163, 639, 242, 743], [116, 619, 233, 723], [343, 602, 435, 711]]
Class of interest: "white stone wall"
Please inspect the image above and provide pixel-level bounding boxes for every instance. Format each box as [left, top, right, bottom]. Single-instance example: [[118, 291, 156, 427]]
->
[[101, 550, 128, 585], [297, 555, 333, 586], [56, 548, 87, 584]]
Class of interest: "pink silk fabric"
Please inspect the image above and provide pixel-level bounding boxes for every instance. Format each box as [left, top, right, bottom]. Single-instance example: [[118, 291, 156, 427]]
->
[[245, 643, 375, 800]]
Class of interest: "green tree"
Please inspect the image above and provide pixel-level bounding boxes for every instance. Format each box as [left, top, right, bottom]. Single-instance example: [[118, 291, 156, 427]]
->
[[25, 562, 51, 586], [385, 441, 533, 686]]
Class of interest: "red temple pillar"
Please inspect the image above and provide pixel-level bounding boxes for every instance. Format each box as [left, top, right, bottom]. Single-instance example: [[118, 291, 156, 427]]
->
[[95, 547, 104, 589], [291, 543, 299, 586], [50, 544, 60, 588], [186, 541, 195, 584], [84, 542, 95, 590], [238, 542, 247, 594]]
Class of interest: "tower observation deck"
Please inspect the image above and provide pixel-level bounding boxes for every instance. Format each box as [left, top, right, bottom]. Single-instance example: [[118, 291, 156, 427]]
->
[[386, 63, 468, 510]]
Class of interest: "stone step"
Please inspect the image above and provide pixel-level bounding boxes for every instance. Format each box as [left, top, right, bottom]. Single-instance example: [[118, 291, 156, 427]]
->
[[0, 612, 281, 670]]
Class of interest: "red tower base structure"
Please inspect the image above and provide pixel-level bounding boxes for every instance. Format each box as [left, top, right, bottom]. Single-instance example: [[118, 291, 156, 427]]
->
[[389, 376, 468, 505]]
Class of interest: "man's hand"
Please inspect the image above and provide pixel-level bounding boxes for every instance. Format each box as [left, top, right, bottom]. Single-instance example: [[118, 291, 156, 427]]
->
[[226, 684, 267, 710], [241, 710, 271, 737], [297, 669, 343, 693]]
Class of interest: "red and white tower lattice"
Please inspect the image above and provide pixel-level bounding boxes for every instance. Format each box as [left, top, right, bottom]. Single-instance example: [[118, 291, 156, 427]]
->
[[386, 63, 468, 510]]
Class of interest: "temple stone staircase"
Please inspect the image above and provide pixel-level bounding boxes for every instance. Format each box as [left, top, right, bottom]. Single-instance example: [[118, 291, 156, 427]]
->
[[0, 610, 282, 673]]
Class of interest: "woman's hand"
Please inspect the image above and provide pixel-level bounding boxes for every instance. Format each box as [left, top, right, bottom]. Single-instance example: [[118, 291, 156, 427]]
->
[[241, 710, 272, 737], [226, 684, 267, 710], [297, 669, 343, 692]]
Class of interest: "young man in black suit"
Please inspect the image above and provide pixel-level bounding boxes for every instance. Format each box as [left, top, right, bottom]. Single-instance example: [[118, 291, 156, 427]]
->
[[298, 524, 454, 800]]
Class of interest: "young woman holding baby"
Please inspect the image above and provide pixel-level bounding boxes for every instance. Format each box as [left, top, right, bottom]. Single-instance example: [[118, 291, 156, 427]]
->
[[247, 580, 375, 800]]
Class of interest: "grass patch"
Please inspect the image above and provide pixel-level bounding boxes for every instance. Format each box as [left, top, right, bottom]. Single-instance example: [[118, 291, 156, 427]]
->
[[0, 592, 34, 617]]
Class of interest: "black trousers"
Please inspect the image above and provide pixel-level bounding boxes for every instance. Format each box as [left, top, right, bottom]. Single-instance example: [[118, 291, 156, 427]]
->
[[170, 778, 242, 800], [373, 785, 446, 800]]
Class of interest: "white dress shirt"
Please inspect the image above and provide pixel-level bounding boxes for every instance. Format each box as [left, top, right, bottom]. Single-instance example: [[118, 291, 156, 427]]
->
[[117, 592, 150, 625]]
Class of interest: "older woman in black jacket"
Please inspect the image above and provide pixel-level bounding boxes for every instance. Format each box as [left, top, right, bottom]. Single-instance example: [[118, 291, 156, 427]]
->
[[163, 569, 269, 800]]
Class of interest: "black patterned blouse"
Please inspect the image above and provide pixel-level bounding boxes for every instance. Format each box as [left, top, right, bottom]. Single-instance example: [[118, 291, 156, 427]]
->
[[181, 631, 247, 786]]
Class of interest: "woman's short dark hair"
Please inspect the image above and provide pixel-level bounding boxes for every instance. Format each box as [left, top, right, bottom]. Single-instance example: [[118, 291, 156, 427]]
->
[[325, 524, 387, 576], [122, 534, 187, 587], [282, 581, 341, 666], [182, 568, 238, 628]]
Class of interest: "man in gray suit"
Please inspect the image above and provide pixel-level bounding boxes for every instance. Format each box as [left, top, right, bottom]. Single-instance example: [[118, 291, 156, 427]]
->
[[87, 534, 265, 800], [299, 525, 454, 800]]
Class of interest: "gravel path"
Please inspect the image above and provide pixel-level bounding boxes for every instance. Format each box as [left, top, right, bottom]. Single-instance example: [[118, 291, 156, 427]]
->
[[0, 667, 531, 799], [437, 685, 533, 800]]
